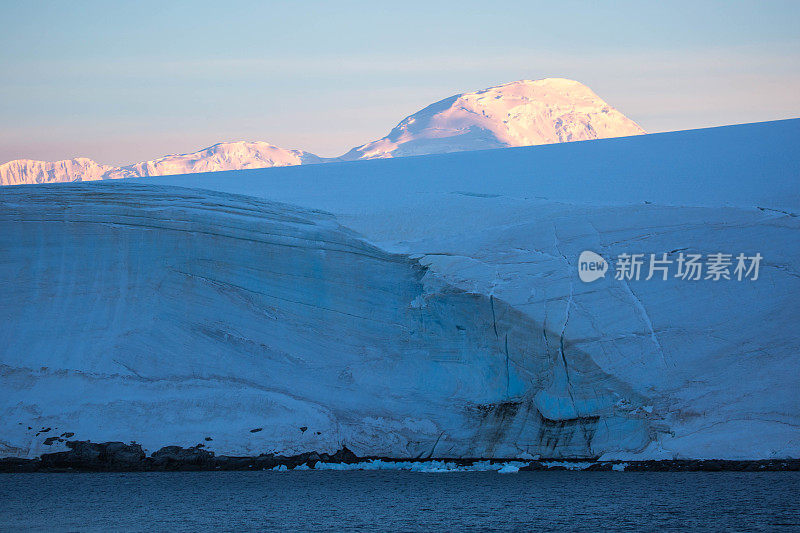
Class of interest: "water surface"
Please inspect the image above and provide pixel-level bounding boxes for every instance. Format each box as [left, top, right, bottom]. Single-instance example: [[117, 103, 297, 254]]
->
[[1, 471, 798, 531]]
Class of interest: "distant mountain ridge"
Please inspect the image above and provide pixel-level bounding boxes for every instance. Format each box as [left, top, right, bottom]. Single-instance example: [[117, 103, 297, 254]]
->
[[106, 141, 323, 180], [1, 78, 645, 186], [0, 142, 320, 186], [0, 158, 114, 186]]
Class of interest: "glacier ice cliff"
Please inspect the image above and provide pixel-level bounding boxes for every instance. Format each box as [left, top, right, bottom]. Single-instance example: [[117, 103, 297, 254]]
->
[[0, 184, 649, 460], [1, 119, 799, 460]]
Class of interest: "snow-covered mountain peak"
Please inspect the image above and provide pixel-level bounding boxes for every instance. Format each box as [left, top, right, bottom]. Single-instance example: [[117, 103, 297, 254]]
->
[[105, 141, 322, 179], [341, 78, 645, 160]]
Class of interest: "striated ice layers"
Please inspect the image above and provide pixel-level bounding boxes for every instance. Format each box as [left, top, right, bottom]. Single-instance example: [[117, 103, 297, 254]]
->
[[0, 184, 647, 459]]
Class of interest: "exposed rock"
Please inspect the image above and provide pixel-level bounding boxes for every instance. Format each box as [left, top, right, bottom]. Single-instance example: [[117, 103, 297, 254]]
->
[[518, 462, 547, 471], [3, 440, 799, 472], [214, 456, 258, 470], [584, 462, 613, 471], [104, 441, 146, 465], [39, 441, 145, 470], [0, 457, 39, 473], [150, 445, 214, 470], [327, 446, 359, 464]]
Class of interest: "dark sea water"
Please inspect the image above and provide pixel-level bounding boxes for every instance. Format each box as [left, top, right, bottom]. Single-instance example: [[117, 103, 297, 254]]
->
[[1, 471, 798, 532]]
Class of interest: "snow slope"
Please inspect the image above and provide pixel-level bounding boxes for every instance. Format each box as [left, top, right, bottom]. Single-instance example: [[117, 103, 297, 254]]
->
[[138, 119, 800, 214], [0, 141, 321, 186], [340, 78, 645, 160], [1, 119, 798, 460], [1, 78, 642, 185]]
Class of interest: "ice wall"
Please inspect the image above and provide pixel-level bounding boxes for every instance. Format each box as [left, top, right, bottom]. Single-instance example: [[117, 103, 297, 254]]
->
[[0, 184, 648, 459]]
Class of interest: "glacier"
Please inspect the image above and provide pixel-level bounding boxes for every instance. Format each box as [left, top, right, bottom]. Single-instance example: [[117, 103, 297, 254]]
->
[[1, 119, 798, 461]]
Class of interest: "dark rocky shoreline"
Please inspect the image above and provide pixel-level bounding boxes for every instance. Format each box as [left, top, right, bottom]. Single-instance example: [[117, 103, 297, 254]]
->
[[1, 441, 798, 473]]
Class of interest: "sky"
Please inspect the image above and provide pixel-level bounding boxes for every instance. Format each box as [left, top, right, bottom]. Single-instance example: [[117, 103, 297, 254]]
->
[[1, 0, 799, 166]]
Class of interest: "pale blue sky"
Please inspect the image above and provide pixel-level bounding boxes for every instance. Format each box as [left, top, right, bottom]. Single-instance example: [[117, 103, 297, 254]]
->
[[2, 0, 799, 165]]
